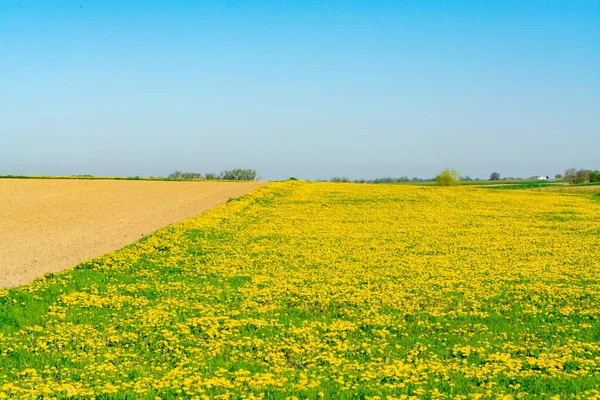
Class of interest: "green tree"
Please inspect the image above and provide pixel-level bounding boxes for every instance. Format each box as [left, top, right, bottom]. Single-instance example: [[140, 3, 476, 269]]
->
[[590, 170, 600, 183], [219, 169, 257, 181], [330, 177, 351, 183], [574, 169, 591, 184], [564, 168, 577, 184], [435, 169, 460, 186]]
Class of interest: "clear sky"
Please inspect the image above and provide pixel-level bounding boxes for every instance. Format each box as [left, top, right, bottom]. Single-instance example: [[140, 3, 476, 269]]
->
[[1, 1, 598, 180]]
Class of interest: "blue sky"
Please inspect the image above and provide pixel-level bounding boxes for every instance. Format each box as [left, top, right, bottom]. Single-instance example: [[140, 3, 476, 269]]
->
[[1, 1, 598, 180]]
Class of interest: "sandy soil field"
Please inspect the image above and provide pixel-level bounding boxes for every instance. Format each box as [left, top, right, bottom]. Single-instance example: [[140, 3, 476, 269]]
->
[[0, 179, 267, 288]]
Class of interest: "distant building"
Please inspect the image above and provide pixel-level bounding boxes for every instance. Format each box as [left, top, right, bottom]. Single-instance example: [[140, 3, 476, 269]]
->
[[538, 176, 548, 180]]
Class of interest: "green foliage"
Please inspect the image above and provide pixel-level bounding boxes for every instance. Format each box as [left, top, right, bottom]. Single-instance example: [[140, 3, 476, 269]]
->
[[564, 168, 578, 184], [167, 169, 257, 181], [0, 175, 30, 179], [435, 169, 460, 186], [330, 177, 351, 183], [485, 182, 556, 190], [219, 169, 257, 181], [574, 169, 592, 184], [168, 171, 204, 179], [564, 168, 599, 185], [555, 174, 563, 179]]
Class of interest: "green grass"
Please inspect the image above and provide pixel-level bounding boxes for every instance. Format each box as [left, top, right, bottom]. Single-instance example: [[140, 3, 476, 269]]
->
[[480, 181, 600, 192], [1, 182, 599, 398], [482, 182, 560, 190], [373, 179, 562, 187]]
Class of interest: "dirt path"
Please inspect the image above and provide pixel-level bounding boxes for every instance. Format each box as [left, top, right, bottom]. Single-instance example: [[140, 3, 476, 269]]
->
[[0, 179, 268, 288]]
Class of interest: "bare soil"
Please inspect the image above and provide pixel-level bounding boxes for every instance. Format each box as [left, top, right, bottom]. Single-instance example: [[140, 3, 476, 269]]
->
[[0, 179, 268, 288]]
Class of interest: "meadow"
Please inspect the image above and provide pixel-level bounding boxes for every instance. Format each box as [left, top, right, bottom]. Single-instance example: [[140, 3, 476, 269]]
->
[[1, 181, 599, 399]]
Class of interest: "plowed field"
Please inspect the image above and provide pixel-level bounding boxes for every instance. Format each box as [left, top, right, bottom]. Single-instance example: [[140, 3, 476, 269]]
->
[[0, 179, 267, 287]]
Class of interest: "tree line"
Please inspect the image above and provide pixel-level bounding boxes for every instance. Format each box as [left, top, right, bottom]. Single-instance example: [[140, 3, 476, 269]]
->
[[563, 168, 600, 184], [168, 169, 257, 181], [329, 168, 600, 187]]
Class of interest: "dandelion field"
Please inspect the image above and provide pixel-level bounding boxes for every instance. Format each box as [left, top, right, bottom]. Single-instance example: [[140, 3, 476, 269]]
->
[[1, 181, 600, 399]]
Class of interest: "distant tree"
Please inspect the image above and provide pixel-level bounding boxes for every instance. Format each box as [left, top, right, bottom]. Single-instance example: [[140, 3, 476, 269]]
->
[[219, 169, 257, 181], [183, 172, 203, 179], [590, 170, 600, 183], [330, 177, 351, 183], [463, 176, 472, 181], [490, 172, 501, 180], [564, 168, 578, 184], [167, 169, 256, 181], [574, 169, 591, 184], [367, 176, 411, 184], [168, 171, 203, 179], [555, 174, 562, 179], [435, 169, 460, 186]]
